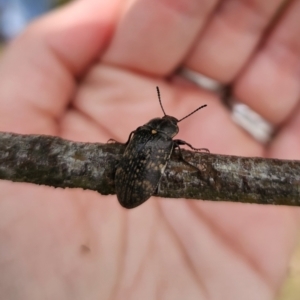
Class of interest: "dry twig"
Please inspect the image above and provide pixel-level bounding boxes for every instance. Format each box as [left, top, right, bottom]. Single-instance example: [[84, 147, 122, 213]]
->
[[0, 132, 299, 206]]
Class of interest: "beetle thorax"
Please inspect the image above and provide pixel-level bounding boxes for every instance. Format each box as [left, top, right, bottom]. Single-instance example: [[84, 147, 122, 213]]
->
[[145, 115, 179, 138]]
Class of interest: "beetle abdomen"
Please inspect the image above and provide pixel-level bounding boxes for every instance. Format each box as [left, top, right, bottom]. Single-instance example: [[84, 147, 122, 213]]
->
[[115, 128, 173, 208]]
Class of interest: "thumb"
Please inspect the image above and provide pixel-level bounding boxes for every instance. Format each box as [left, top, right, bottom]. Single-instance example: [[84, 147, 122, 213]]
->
[[0, 0, 122, 134]]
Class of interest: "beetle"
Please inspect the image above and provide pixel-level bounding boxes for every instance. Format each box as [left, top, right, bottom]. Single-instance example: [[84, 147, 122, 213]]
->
[[115, 87, 208, 209]]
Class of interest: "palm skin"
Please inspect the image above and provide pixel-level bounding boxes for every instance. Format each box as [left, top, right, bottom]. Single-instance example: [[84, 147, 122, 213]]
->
[[0, 0, 300, 299]]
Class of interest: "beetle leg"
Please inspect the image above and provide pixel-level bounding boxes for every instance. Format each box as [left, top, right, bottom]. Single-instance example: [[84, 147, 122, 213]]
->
[[124, 130, 137, 145], [108, 130, 137, 145], [107, 138, 119, 143], [173, 143, 201, 173], [173, 143, 187, 164], [174, 139, 210, 153]]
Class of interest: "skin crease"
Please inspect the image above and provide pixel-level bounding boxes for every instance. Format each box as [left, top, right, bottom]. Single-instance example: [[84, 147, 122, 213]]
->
[[0, 0, 300, 299]]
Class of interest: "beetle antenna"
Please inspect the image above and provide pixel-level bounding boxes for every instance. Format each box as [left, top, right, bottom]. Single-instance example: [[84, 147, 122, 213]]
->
[[178, 104, 207, 122], [156, 86, 166, 116]]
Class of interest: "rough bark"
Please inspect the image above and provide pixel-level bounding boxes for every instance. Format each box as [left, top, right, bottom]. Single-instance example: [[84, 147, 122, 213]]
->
[[0, 132, 299, 206]]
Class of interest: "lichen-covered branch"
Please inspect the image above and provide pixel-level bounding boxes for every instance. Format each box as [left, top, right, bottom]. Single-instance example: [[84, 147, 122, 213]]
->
[[0, 132, 299, 206], [0, 132, 122, 195]]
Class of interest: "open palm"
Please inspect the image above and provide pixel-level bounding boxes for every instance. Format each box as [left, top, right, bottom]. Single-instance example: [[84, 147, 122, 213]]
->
[[0, 1, 300, 299]]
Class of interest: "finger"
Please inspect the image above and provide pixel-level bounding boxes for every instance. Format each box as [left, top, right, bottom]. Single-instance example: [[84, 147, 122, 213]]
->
[[268, 101, 300, 159], [0, 0, 121, 134], [73, 63, 263, 156], [184, 0, 285, 82], [233, 0, 300, 126], [102, 0, 219, 75]]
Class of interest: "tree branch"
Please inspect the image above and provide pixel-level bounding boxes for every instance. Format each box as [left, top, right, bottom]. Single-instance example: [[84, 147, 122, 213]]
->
[[0, 132, 299, 206]]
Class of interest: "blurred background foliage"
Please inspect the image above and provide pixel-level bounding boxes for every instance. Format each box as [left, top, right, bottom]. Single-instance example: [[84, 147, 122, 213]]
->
[[0, 0, 299, 299]]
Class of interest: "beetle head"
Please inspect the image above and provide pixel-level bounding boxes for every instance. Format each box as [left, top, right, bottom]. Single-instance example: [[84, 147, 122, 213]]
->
[[146, 116, 179, 138], [156, 86, 207, 123]]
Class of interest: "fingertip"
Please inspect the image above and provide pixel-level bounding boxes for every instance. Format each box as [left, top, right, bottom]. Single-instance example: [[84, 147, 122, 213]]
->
[[25, 0, 123, 74]]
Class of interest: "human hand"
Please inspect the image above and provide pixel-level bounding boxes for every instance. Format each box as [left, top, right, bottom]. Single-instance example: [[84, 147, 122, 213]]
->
[[0, 0, 299, 299]]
